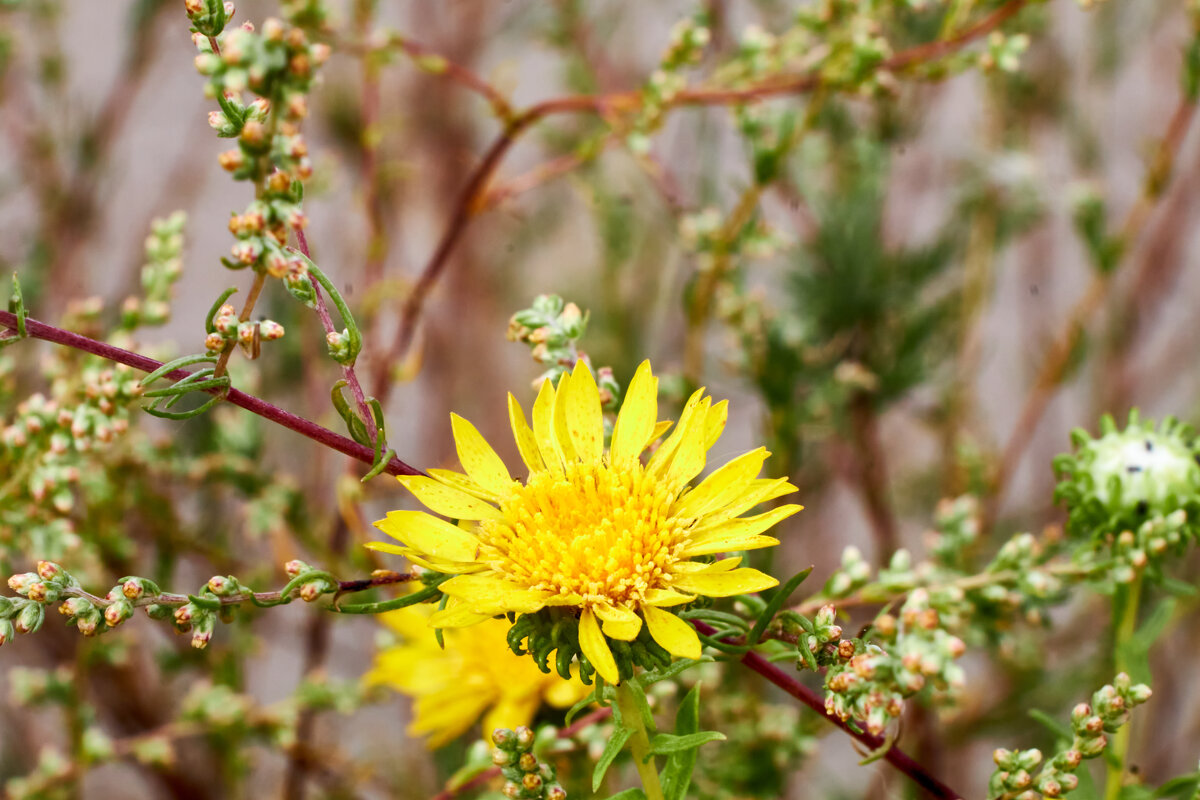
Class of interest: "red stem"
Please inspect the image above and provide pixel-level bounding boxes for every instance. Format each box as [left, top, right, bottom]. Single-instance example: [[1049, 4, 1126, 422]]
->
[[0, 310, 421, 477], [691, 621, 963, 800]]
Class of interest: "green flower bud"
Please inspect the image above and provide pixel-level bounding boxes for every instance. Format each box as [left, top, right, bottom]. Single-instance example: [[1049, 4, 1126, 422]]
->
[[15, 601, 44, 634]]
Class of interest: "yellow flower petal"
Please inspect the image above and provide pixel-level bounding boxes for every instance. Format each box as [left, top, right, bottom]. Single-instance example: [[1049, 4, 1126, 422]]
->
[[672, 567, 779, 597], [375, 509, 481, 563], [579, 608, 620, 684], [399, 475, 504, 521], [481, 693, 541, 746], [697, 477, 798, 527], [672, 448, 769, 519], [508, 393, 545, 475], [563, 361, 604, 463], [673, 556, 741, 574], [440, 575, 551, 614], [429, 601, 496, 628], [647, 388, 707, 477], [594, 603, 643, 641], [427, 468, 500, 503], [680, 534, 779, 557], [704, 399, 728, 451], [413, 693, 492, 748], [552, 371, 579, 464], [532, 378, 564, 477], [681, 504, 802, 556], [665, 396, 711, 489], [643, 588, 697, 607], [450, 413, 513, 496], [642, 604, 702, 659], [647, 419, 673, 451], [611, 360, 657, 465]]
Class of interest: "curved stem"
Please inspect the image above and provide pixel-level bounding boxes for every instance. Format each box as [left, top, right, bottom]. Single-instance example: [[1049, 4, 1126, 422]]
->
[[0, 309, 422, 477], [1105, 573, 1143, 800], [615, 681, 665, 800], [691, 620, 963, 799]]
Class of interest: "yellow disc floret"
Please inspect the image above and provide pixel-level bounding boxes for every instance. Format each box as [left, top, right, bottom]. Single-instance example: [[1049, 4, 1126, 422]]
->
[[481, 460, 690, 607]]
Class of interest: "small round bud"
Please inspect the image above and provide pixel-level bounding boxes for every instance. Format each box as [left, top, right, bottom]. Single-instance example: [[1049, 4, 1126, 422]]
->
[[259, 320, 285, 340], [518, 752, 537, 771], [522, 774, 543, 791], [285, 560, 307, 577], [36, 562, 61, 581], [491, 748, 512, 766], [515, 726, 535, 749], [218, 149, 245, 171]]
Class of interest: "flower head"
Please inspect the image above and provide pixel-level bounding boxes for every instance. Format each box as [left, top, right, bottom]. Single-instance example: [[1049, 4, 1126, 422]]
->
[[367, 605, 587, 748], [369, 361, 802, 684]]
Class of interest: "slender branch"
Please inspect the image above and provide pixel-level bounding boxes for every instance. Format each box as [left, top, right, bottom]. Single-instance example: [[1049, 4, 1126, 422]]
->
[[988, 91, 1200, 519], [55, 570, 417, 611], [691, 621, 964, 800], [389, 35, 513, 120], [372, 0, 1031, 402], [0, 310, 422, 477], [295, 228, 378, 446]]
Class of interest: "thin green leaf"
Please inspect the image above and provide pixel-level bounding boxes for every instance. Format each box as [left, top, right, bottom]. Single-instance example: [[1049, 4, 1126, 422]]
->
[[143, 395, 224, 419], [564, 689, 602, 727], [141, 354, 218, 386], [592, 724, 633, 791], [142, 377, 229, 398], [602, 790, 647, 800], [332, 579, 447, 614], [205, 287, 238, 333], [1117, 597, 1176, 686], [292, 253, 362, 365], [1028, 709, 1073, 742], [661, 683, 701, 800], [747, 566, 813, 647], [647, 731, 725, 756]]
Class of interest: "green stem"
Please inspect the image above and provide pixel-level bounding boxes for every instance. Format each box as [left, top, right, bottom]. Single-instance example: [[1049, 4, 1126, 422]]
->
[[615, 681, 664, 800], [1105, 573, 1143, 800]]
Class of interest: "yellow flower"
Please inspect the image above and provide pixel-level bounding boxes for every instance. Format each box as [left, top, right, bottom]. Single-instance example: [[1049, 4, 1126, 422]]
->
[[368, 360, 802, 685], [367, 604, 589, 748]]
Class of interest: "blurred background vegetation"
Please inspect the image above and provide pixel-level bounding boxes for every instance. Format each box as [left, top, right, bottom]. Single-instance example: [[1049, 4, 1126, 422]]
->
[[2, 0, 1200, 798]]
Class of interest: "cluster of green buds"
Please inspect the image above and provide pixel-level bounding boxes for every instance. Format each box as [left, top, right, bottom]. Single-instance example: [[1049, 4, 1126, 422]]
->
[[926, 495, 981, 569], [823, 545, 874, 598], [979, 31, 1031, 74], [507, 295, 620, 410], [187, 1, 329, 330], [988, 674, 1152, 800], [283, 559, 338, 602], [204, 302, 286, 357], [118, 211, 186, 331], [794, 2, 891, 91], [491, 726, 567, 800], [2, 560, 348, 650], [824, 590, 966, 736], [1053, 412, 1200, 575], [506, 608, 671, 685], [678, 205, 786, 263], [778, 603, 846, 671], [625, 13, 710, 155]]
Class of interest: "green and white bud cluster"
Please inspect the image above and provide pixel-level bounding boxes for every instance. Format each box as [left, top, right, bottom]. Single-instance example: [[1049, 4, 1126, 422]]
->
[[205, 302, 286, 358], [988, 674, 1152, 800], [980, 32, 1031, 74], [823, 589, 966, 736], [508, 295, 620, 412], [625, 13, 710, 155], [1053, 411, 1200, 580], [491, 726, 567, 800], [188, 2, 330, 355], [119, 212, 187, 331], [2, 560, 345, 650]]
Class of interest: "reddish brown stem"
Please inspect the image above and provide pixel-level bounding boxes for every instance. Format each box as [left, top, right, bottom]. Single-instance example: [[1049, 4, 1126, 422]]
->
[[374, 0, 1031, 401], [0, 310, 421, 477], [691, 621, 963, 800]]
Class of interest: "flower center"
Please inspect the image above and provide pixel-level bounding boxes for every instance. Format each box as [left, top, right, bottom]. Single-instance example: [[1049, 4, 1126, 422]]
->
[[478, 460, 691, 607]]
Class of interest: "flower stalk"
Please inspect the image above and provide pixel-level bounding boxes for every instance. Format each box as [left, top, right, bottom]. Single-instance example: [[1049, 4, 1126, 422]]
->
[[616, 680, 665, 800]]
